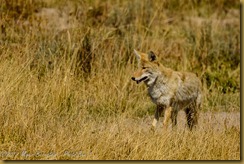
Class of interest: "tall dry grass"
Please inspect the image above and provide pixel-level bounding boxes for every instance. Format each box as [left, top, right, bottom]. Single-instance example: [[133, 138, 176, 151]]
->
[[0, 0, 240, 160]]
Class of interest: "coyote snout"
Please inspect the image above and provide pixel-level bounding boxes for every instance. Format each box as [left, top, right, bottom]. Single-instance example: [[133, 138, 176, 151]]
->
[[131, 74, 149, 84], [132, 49, 202, 130]]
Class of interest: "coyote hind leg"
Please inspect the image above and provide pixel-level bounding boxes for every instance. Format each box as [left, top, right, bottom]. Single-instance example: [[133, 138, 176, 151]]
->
[[171, 103, 179, 128], [185, 107, 198, 130]]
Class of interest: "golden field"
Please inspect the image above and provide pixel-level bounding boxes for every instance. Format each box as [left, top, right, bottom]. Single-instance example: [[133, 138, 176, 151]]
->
[[0, 0, 240, 160]]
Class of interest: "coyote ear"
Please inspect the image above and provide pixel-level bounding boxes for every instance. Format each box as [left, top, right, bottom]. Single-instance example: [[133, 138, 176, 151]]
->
[[134, 49, 141, 60], [148, 51, 156, 61]]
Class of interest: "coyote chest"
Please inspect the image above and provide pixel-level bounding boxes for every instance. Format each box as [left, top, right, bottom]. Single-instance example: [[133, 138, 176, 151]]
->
[[147, 77, 175, 106]]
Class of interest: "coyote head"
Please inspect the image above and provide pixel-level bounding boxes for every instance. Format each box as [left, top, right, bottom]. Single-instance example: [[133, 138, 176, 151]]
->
[[131, 50, 160, 85]]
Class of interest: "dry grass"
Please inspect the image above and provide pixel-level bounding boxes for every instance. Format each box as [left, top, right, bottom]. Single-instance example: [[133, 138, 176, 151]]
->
[[0, 0, 240, 160]]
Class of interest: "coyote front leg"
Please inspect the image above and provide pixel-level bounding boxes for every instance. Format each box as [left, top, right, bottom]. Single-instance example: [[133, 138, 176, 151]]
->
[[152, 105, 164, 127], [163, 106, 172, 129]]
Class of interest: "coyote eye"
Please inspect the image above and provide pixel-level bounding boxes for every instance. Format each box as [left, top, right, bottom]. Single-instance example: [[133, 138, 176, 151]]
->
[[142, 67, 147, 69]]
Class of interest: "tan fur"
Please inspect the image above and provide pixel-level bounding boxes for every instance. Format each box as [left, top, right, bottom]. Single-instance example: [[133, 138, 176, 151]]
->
[[132, 50, 202, 130]]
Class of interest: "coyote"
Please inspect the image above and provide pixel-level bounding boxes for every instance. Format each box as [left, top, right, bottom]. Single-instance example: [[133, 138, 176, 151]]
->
[[131, 50, 202, 130]]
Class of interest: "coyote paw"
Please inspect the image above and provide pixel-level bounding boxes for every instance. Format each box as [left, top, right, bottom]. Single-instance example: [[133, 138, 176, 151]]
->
[[150, 126, 156, 132], [152, 118, 157, 127]]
